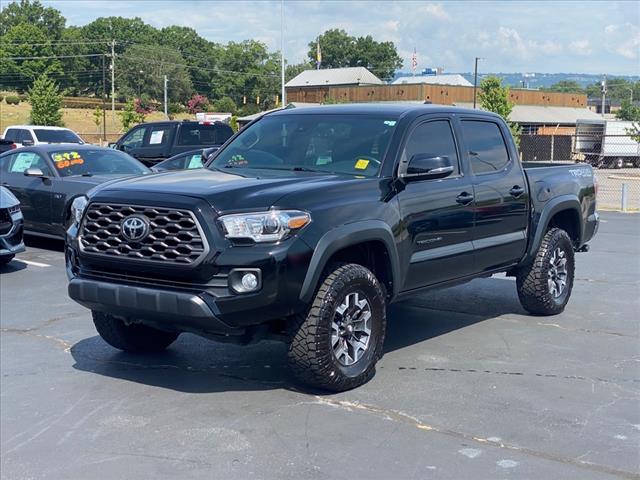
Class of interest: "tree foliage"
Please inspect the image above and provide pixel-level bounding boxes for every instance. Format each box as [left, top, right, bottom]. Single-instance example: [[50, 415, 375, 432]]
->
[[545, 80, 584, 93], [479, 76, 522, 144], [28, 74, 63, 126], [615, 100, 640, 122], [118, 44, 193, 103], [0, 0, 65, 37], [307, 29, 402, 80]]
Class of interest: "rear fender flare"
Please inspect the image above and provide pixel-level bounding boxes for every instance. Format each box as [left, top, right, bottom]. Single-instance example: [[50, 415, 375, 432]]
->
[[526, 195, 582, 261]]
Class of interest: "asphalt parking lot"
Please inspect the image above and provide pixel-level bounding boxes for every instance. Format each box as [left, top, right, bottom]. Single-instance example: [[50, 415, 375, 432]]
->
[[1, 211, 638, 480]]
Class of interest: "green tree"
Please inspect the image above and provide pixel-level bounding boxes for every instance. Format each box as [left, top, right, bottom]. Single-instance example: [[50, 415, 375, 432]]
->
[[545, 80, 584, 93], [479, 76, 522, 144], [210, 40, 280, 110], [118, 99, 144, 131], [93, 105, 103, 132], [0, 0, 65, 37], [118, 44, 193, 103], [28, 74, 63, 126], [0, 23, 63, 92], [213, 96, 237, 114], [615, 100, 640, 121], [307, 29, 402, 80]]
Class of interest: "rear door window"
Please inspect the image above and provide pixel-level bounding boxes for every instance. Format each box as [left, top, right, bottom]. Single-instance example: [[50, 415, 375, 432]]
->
[[18, 130, 34, 143], [177, 124, 233, 146], [461, 120, 510, 174], [145, 125, 172, 147]]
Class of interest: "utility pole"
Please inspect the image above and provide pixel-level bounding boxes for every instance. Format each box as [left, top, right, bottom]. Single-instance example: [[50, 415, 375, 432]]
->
[[601, 76, 607, 117], [280, 0, 286, 107], [473, 57, 482, 109], [110, 40, 116, 124], [163, 75, 168, 118], [102, 54, 107, 143]]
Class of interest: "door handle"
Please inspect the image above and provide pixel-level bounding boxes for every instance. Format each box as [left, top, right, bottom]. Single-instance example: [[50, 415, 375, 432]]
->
[[510, 185, 525, 198], [456, 191, 474, 205]]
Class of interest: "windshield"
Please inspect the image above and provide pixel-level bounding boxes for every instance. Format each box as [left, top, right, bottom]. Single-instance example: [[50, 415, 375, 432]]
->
[[49, 149, 149, 177], [34, 129, 82, 143], [210, 114, 397, 177]]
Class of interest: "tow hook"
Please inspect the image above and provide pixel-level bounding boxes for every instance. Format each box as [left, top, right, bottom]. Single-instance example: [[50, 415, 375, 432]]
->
[[576, 244, 590, 253]]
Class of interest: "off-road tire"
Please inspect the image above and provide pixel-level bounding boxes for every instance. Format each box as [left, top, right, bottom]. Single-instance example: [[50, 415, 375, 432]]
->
[[516, 228, 575, 316], [0, 255, 15, 265], [287, 263, 386, 392], [92, 311, 179, 353]]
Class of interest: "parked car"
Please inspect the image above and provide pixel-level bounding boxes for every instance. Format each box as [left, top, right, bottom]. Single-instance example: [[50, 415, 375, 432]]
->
[[0, 144, 149, 239], [0, 186, 25, 265], [66, 104, 598, 392], [2, 125, 84, 148], [110, 120, 233, 167], [151, 146, 220, 172], [0, 139, 17, 154]]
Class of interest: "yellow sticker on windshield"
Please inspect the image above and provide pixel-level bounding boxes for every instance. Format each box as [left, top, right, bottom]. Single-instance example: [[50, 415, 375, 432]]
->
[[355, 159, 370, 170], [53, 152, 83, 169]]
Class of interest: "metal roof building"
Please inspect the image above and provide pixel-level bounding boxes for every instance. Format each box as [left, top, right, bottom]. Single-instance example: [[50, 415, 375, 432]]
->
[[392, 74, 473, 87], [285, 67, 384, 88]]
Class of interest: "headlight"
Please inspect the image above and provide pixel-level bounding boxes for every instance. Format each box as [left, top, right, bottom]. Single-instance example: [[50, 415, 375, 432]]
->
[[71, 196, 88, 224], [219, 210, 311, 243]]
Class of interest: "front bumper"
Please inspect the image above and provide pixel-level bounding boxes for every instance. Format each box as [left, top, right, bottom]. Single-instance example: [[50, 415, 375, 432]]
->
[[68, 278, 243, 335], [0, 211, 25, 257]]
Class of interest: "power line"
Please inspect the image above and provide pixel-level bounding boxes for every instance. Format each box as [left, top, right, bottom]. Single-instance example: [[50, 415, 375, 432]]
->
[[3, 53, 105, 60]]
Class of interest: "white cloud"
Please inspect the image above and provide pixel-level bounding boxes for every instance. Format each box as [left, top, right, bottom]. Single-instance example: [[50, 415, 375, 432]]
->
[[418, 3, 449, 21], [568, 39, 592, 56]]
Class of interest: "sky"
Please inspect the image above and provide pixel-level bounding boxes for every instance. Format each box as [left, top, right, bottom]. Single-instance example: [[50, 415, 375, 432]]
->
[[34, 1, 640, 75]]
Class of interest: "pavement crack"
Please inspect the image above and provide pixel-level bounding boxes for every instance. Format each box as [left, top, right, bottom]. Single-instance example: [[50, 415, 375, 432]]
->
[[0, 328, 72, 353], [312, 397, 640, 480]]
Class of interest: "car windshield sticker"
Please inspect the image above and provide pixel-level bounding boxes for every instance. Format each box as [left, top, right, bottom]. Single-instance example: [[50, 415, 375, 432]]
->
[[383, 120, 397, 126], [52, 151, 84, 169], [10, 153, 36, 173], [187, 155, 203, 169], [228, 154, 248, 166], [355, 159, 370, 170]]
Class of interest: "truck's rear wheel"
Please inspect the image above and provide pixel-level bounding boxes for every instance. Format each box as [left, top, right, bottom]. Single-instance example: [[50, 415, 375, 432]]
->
[[92, 311, 179, 353], [287, 263, 386, 392], [516, 228, 575, 316]]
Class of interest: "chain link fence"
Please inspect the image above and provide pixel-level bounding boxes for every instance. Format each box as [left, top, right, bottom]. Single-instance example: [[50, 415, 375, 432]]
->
[[520, 133, 640, 211]]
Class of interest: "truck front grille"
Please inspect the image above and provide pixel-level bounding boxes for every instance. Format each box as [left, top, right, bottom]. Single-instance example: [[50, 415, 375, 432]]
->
[[79, 203, 208, 264]]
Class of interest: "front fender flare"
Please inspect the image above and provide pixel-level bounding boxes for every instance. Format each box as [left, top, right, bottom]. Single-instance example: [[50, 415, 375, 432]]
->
[[299, 220, 400, 303]]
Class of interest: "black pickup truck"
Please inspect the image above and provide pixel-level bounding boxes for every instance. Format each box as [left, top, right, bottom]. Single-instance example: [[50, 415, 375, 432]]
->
[[66, 104, 599, 391], [111, 120, 233, 166]]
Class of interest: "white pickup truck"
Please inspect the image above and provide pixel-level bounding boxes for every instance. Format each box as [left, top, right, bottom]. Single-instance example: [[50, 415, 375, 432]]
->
[[2, 125, 84, 148]]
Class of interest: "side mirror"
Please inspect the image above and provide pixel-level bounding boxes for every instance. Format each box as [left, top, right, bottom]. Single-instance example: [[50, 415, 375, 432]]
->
[[402, 154, 454, 181], [107, 142, 117, 149], [24, 167, 45, 178], [22, 139, 34, 147]]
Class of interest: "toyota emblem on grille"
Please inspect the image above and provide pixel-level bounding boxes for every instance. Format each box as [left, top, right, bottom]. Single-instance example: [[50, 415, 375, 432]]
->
[[121, 215, 150, 242]]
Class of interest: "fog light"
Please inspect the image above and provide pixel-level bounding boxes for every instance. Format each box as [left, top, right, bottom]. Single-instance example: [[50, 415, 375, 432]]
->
[[228, 268, 261, 294], [241, 273, 258, 290]]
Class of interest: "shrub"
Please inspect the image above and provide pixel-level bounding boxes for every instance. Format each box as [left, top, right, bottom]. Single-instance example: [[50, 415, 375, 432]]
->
[[213, 96, 237, 115], [5, 95, 20, 105]]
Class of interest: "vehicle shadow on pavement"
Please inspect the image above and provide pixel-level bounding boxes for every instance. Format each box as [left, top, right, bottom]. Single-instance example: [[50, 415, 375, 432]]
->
[[0, 261, 27, 274], [69, 276, 526, 394]]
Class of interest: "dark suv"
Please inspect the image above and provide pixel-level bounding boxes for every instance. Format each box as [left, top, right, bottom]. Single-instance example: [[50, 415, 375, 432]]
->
[[66, 104, 598, 391], [111, 120, 234, 166]]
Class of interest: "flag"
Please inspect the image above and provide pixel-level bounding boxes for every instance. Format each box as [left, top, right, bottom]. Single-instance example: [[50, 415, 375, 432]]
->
[[316, 38, 322, 70], [411, 48, 418, 74]]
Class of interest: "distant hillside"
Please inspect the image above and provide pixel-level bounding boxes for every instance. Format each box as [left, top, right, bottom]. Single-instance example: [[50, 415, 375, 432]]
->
[[393, 72, 639, 89]]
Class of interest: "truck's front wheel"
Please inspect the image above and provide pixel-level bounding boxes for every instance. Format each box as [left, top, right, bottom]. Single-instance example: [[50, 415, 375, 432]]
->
[[516, 228, 575, 315], [92, 311, 179, 353], [287, 263, 386, 392]]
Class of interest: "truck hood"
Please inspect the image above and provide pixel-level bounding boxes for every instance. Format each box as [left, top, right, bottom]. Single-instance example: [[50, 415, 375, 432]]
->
[[89, 168, 365, 213]]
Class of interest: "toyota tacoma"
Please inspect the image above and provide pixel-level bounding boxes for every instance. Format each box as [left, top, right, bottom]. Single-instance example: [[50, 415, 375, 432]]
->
[[66, 104, 599, 391]]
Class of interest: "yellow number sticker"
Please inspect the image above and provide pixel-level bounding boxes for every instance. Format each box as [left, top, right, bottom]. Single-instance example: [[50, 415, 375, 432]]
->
[[355, 159, 370, 170]]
